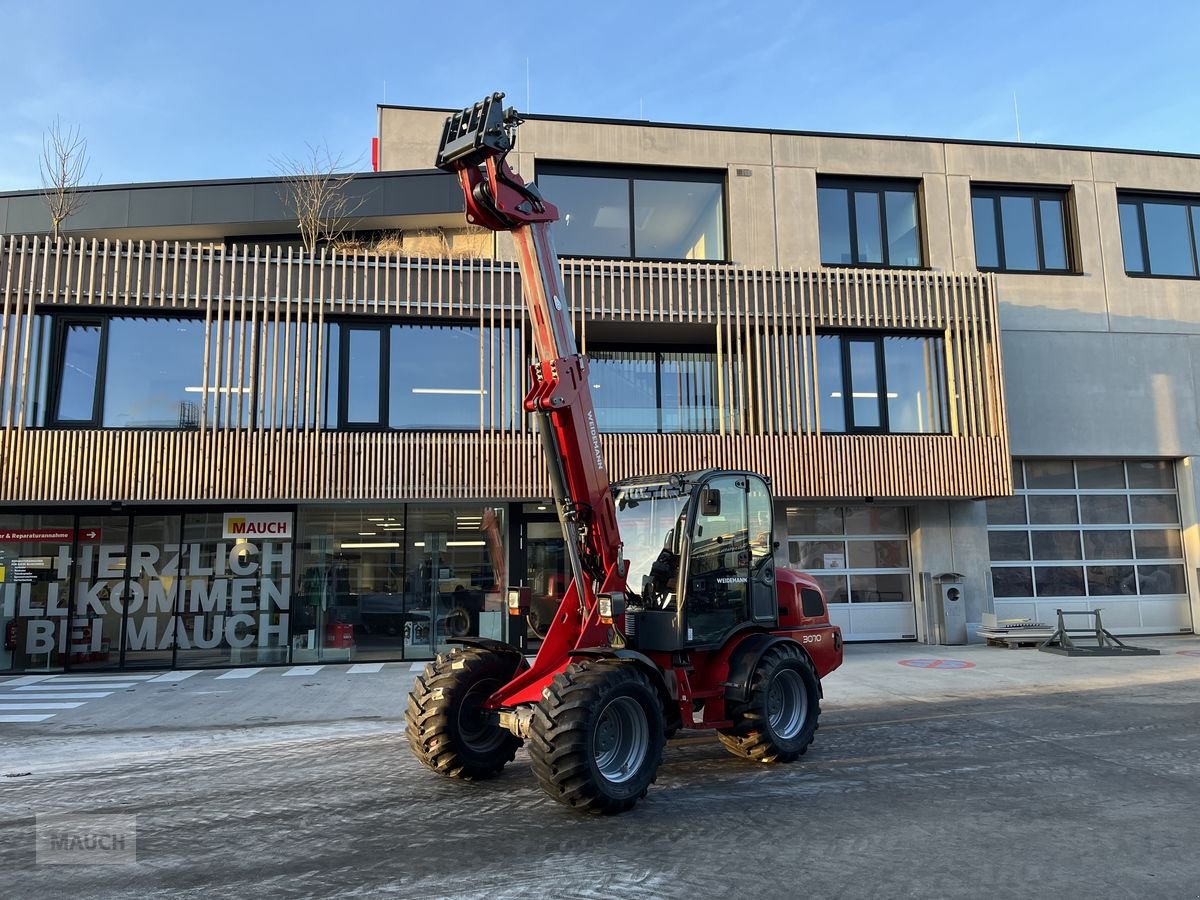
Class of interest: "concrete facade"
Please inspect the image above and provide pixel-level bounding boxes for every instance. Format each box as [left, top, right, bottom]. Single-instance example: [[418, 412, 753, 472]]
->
[[380, 105, 1200, 639]]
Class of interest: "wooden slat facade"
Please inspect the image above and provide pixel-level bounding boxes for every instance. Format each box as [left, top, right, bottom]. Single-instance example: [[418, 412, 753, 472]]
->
[[0, 236, 1011, 504]]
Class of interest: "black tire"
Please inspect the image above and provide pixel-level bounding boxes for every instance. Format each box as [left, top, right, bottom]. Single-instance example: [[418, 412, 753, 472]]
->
[[405, 646, 523, 780], [529, 660, 666, 814], [718, 643, 820, 763]]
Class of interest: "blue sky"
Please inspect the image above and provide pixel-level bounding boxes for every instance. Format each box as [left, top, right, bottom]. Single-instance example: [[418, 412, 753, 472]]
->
[[0, 0, 1197, 191]]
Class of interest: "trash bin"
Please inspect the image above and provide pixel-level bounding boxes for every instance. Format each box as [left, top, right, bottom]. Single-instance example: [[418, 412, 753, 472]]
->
[[938, 573, 968, 645]]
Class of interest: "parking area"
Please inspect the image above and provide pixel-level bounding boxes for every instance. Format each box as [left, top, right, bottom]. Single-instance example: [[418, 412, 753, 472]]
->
[[2, 637, 1199, 899]]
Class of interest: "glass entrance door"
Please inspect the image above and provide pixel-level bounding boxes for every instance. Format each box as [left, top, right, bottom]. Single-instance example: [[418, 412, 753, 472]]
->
[[514, 505, 569, 648]]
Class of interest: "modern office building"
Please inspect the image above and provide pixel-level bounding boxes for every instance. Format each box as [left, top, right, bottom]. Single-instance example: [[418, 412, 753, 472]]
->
[[1, 101, 1197, 673]]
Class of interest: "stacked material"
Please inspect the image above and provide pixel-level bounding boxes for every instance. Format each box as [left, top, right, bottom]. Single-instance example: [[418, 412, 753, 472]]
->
[[978, 615, 1054, 648]]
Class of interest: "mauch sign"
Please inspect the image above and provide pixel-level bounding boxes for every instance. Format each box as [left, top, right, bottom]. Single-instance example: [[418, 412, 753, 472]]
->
[[222, 512, 293, 541]]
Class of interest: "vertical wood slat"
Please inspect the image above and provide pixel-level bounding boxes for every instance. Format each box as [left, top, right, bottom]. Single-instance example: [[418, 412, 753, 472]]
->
[[0, 238, 1009, 503]]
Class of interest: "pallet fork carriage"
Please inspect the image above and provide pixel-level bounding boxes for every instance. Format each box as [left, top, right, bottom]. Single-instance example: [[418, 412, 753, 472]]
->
[[1039, 609, 1160, 657], [405, 93, 844, 812]]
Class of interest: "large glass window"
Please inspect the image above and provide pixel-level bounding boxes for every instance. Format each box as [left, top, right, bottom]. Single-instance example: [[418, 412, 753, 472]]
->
[[971, 187, 1072, 274], [49, 315, 227, 429], [294, 504, 507, 661], [818, 179, 922, 267], [590, 348, 718, 433], [328, 322, 501, 431], [538, 165, 726, 261], [815, 333, 949, 434], [1118, 193, 1200, 278]]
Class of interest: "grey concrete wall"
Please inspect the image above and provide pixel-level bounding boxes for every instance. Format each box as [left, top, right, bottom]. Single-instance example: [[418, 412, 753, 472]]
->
[[1003, 331, 1200, 458]]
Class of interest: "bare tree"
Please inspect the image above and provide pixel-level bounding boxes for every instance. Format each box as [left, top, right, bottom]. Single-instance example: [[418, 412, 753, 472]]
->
[[40, 117, 91, 241], [273, 143, 364, 253]]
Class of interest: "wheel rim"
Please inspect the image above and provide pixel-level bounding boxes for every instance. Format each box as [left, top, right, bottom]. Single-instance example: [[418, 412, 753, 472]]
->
[[767, 668, 808, 740], [457, 679, 505, 753], [592, 695, 649, 783]]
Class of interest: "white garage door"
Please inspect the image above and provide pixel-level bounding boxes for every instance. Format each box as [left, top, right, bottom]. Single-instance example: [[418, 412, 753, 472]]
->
[[785, 505, 917, 641], [988, 459, 1194, 635]]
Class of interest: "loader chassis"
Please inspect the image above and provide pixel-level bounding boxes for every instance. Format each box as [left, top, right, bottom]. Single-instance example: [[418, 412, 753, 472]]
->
[[406, 93, 843, 812]]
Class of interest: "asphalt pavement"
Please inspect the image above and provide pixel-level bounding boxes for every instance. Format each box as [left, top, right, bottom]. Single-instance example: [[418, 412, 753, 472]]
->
[[2, 637, 1199, 899]]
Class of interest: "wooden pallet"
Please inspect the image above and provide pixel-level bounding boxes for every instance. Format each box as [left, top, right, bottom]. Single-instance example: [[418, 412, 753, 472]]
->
[[982, 632, 1051, 649]]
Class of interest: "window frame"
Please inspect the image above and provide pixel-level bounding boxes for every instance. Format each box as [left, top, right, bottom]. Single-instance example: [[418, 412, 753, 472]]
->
[[336, 322, 390, 431], [1117, 191, 1200, 280], [817, 330, 951, 436], [588, 343, 720, 434], [535, 162, 729, 263], [816, 176, 925, 269], [971, 185, 1075, 275], [48, 315, 108, 429]]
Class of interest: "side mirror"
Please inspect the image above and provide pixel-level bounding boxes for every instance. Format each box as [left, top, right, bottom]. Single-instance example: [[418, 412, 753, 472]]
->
[[700, 488, 721, 517]]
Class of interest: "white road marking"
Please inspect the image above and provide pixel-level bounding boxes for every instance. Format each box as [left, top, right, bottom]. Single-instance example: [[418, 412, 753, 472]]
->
[[283, 666, 324, 677], [3, 675, 55, 686], [409, 663, 427, 672], [347, 663, 384, 674], [150, 671, 200, 683], [15, 683, 138, 692], [51, 674, 160, 681], [0, 702, 85, 710], [0, 714, 55, 723], [1, 692, 113, 700], [215, 668, 263, 680]]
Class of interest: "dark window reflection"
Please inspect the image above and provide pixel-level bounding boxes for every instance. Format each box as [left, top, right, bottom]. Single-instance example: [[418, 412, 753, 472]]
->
[[847, 340, 881, 428], [885, 191, 921, 266], [55, 322, 102, 423], [634, 179, 725, 260], [818, 180, 922, 267], [1087, 565, 1136, 596], [1118, 202, 1145, 273], [1000, 194, 1038, 271], [539, 168, 725, 261], [972, 196, 999, 269], [816, 335, 845, 432], [972, 188, 1071, 274], [992, 566, 1033, 597], [390, 325, 487, 429], [1034, 565, 1085, 596], [1143, 202, 1196, 276], [854, 192, 883, 264], [540, 173, 631, 257], [104, 318, 207, 428], [345, 327, 382, 425], [883, 335, 948, 433], [818, 188, 852, 265], [590, 348, 719, 434]]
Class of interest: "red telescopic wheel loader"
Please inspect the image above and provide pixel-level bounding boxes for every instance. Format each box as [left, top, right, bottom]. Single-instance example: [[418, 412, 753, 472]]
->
[[406, 94, 844, 813]]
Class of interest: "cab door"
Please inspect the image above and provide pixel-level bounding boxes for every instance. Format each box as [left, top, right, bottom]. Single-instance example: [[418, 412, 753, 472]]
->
[[686, 474, 750, 645]]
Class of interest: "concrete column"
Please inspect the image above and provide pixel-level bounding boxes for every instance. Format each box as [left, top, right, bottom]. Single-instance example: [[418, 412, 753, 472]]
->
[[909, 499, 992, 643]]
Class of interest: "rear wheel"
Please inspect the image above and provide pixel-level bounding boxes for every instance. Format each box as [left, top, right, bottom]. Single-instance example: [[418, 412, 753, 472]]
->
[[405, 646, 523, 780], [718, 643, 820, 763], [529, 660, 665, 814]]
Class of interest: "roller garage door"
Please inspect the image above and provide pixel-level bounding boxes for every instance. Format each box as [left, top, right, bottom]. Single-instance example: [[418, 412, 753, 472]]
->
[[987, 459, 1194, 635]]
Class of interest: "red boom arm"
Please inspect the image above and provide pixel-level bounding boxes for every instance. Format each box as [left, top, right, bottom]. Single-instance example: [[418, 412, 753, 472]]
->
[[435, 94, 626, 700]]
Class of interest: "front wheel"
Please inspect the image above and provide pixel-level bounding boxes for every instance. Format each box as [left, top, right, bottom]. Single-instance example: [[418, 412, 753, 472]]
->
[[718, 643, 821, 763], [529, 660, 665, 814], [405, 646, 523, 780]]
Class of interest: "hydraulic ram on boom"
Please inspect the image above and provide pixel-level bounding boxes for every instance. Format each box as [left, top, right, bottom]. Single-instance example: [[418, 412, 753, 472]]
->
[[406, 93, 843, 813]]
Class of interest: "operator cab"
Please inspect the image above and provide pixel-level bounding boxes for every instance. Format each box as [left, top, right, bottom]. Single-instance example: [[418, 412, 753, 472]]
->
[[614, 470, 777, 652]]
